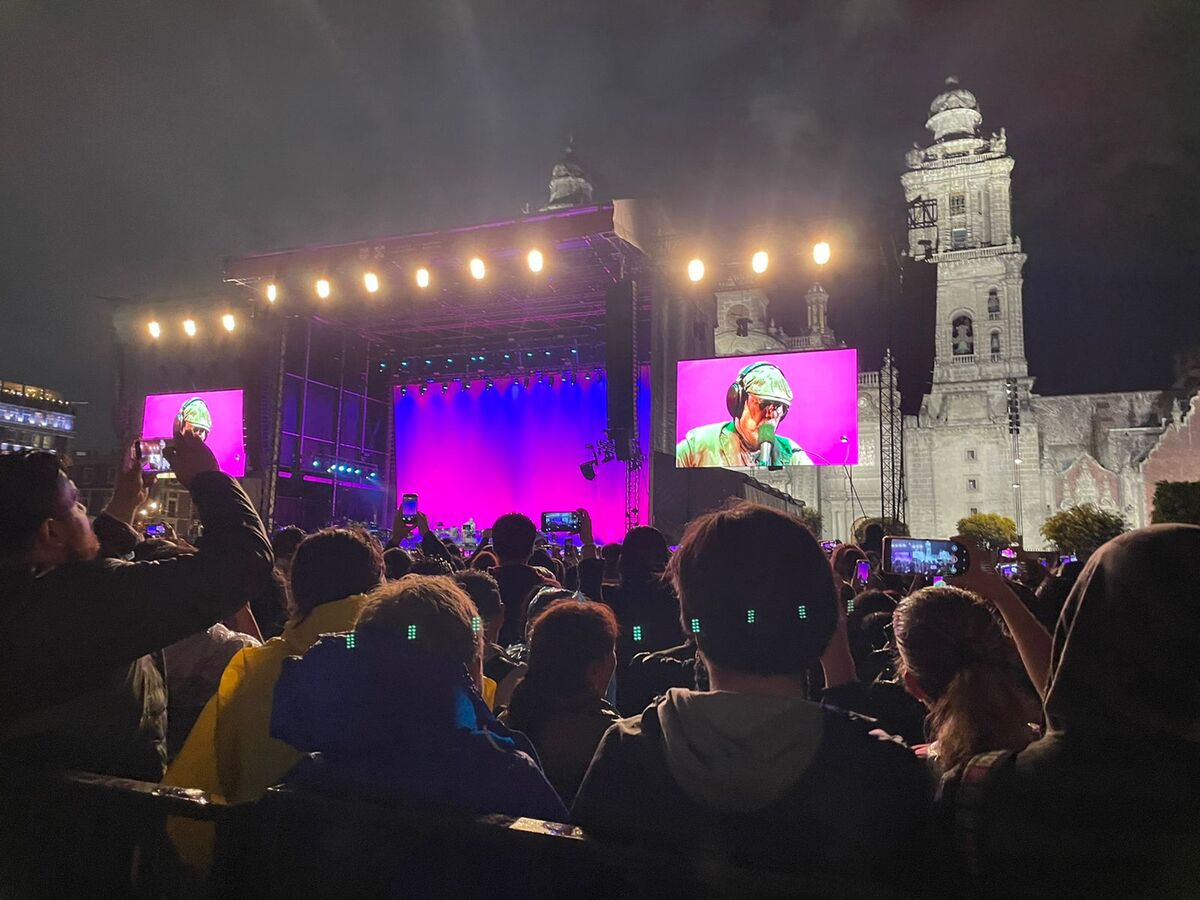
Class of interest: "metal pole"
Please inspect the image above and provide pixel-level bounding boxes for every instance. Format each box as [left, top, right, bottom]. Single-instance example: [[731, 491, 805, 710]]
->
[[263, 316, 288, 531]]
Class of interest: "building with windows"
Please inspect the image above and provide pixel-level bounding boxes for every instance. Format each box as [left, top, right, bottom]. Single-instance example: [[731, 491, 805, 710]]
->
[[713, 78, 1189, 547], [0, 381, 77, 454]]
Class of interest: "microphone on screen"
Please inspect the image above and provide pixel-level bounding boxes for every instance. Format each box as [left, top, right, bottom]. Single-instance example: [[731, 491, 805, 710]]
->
[[758, 421, 776, 468]]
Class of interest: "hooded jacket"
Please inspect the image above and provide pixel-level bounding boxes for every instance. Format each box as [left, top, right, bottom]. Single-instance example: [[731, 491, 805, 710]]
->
[[573, 688, 933, 879], [943, 525, 1200, 898], [270, 630, 569, 823]]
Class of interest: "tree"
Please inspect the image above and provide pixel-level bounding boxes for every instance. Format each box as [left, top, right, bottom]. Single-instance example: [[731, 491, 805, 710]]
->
[[1151, 481, 1200, 525], [955, 512, 1018, 551], [1040, 504, 1127, 555], [798, 506, 823, 539]]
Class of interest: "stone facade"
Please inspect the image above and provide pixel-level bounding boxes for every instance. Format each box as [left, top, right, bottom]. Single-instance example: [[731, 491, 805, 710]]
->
[[710, 78, 1187, 547]]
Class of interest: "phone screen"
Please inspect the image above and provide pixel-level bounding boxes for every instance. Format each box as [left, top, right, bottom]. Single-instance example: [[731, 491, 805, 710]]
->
[[999, 563, 1018, 579], [932, 575, 947, 587], [139, 438, 171, 473], [883, 537, 970, 577], [541, 511, 581, 533], [854, 559, 870, 583], [144, 522, 168, 537], [401, 494, 418, 524]]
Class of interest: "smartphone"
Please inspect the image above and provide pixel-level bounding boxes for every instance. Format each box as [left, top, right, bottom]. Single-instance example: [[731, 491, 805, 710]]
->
[[998, 547, 1018, 559], [401, 493, 418, 525], [1058, 554, 1077, 565], [138, 438, 171, 473], [854, 558, 871, 583], [821, 540, 842, 555], [144, 522, 168, 537], [882, 536, 970, 578], [932, 575, 947, 587], [999, 562, 1018, 579], [541, 511, 582, 533]]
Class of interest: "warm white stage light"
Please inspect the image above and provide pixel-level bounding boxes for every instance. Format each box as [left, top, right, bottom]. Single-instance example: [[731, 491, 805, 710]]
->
[[222, 313, 236, 332], [315, 278, 331, 299], [183, 319, 197, 337], [751, 250, 769, 274], [266, 282, 278, 303], [527, 249, 544, 273], [469, 257, 486, 280], [363, 271, 380, 293], [687, 258, 705, 283], [415, 267, 431, 289], [148, 321, 161, 339], [813, 241, 831, 266]]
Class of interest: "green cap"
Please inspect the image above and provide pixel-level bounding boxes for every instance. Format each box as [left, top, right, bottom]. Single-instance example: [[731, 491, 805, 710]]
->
[[743, 364, 793, 406]]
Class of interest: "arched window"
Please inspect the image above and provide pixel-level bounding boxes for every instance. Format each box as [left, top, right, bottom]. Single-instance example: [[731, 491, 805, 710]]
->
[[952, 315, 974, 356], [990, 330, 1001, 356], [987, 288, 1001, 319], [724, 303, 750, 331]]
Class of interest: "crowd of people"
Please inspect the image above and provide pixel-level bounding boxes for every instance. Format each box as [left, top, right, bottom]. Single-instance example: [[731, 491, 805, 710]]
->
[[1, 438, 1198, 896]]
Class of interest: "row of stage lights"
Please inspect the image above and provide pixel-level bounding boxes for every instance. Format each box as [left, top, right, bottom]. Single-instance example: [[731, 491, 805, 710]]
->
[[397, 369, 603, 395], [147, 313, 238, 340], [255, 241, 833, 304], [143, 242, 833, 339]]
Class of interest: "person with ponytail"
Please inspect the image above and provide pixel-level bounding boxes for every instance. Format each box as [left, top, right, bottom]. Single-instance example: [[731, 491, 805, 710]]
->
[[892, 586, 1039, 772]]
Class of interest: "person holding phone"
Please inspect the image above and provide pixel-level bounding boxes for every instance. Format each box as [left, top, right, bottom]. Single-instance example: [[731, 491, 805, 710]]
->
[[0, 434, 272, 780]]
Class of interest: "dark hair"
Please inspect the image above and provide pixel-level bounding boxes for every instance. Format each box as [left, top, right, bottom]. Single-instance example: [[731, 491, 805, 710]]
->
[[669, 502, 837, 676], [289, 528, 384, 621], [0, 451, 71, 562], [893, 586, 1034, 771], [577, 557, 605, 601], [492, 513, 537, 563], [601, 543, 621, 582], [455, 569, 503, 622], [271, 526, 306, 563], [356, 575, 483, 669], [471, 549, 498, 570], [410, 555, 454, 577], [619, 526, 670, 584], [529, 547, 555, 572], [383, 546, 413, 580], [830, 543, 867, 582], [524, 586, 577, 641], [523, 600, 618, 695], [849, 589, 897, 619]]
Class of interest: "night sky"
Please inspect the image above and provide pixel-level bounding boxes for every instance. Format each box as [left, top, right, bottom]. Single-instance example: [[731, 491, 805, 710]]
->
[[2, 1, 1197, 445]]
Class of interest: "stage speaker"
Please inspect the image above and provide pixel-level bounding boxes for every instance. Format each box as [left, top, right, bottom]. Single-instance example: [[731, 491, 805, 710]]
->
[[605, 279, 636, 460]]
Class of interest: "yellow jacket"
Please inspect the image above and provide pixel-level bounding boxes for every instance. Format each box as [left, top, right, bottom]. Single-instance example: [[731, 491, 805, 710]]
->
[[164, 593, 370, 803]]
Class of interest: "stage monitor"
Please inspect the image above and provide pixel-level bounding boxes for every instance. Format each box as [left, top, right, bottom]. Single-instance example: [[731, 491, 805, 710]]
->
[[140, 389, 247, 477], [675, 348, 858, 468]]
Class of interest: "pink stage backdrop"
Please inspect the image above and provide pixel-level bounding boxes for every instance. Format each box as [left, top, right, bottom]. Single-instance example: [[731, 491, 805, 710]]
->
[[675, 348, 859, 467], [393, 375, 648, 544], [141, 389, 247, 477]]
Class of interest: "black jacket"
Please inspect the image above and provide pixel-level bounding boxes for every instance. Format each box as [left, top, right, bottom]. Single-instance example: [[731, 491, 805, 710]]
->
[[0, 472, 272, 780], [573, 690, 937, 885]]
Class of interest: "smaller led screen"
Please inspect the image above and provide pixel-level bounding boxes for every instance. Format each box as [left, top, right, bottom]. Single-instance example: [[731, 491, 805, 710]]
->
[[675, 348, 858, 468], [140, 389, 246, 477]]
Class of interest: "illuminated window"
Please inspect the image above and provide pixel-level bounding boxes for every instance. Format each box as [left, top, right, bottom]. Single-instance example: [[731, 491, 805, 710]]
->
[[949, 193, 966, 216]]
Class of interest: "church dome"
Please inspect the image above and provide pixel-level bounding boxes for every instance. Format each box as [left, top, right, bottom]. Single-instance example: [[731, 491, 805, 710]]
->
[[925, 76, 983, 142], [929, 76, 979, 117]]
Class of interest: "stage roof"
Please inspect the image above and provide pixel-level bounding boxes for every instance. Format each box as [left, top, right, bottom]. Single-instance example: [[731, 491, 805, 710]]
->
[[223, 201, 663, 362]]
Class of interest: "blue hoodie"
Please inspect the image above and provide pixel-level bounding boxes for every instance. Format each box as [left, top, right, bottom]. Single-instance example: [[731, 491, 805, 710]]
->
[[270, 630, 569, 823]]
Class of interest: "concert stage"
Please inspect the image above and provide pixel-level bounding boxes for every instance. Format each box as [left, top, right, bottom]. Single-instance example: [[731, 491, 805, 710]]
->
[[218, 201, 660, 541]]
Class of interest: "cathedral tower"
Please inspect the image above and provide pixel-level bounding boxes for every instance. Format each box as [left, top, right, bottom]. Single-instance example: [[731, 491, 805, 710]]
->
[[901, 77, 1028, 389]]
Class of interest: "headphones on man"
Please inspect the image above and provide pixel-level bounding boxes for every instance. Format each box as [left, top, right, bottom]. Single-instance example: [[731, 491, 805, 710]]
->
[[725, 362, 781, 418]]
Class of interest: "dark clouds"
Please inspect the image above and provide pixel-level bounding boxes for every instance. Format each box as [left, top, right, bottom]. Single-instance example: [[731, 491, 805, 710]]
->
[[1, 0, 1197, 443]]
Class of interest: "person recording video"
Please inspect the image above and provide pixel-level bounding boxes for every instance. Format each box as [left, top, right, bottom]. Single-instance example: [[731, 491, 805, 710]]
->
[[675, 361, 812, 468]]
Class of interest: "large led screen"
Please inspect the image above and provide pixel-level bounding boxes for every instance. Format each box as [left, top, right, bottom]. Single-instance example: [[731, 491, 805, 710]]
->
[[675, 348, 858, 468], [393, 375, 647, 544], [141, 389, 247, 477]]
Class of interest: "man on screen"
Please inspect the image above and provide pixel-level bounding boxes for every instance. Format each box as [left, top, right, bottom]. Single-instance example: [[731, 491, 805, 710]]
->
[[675, 362, 812, 468], [174, 397, 212, 443]]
